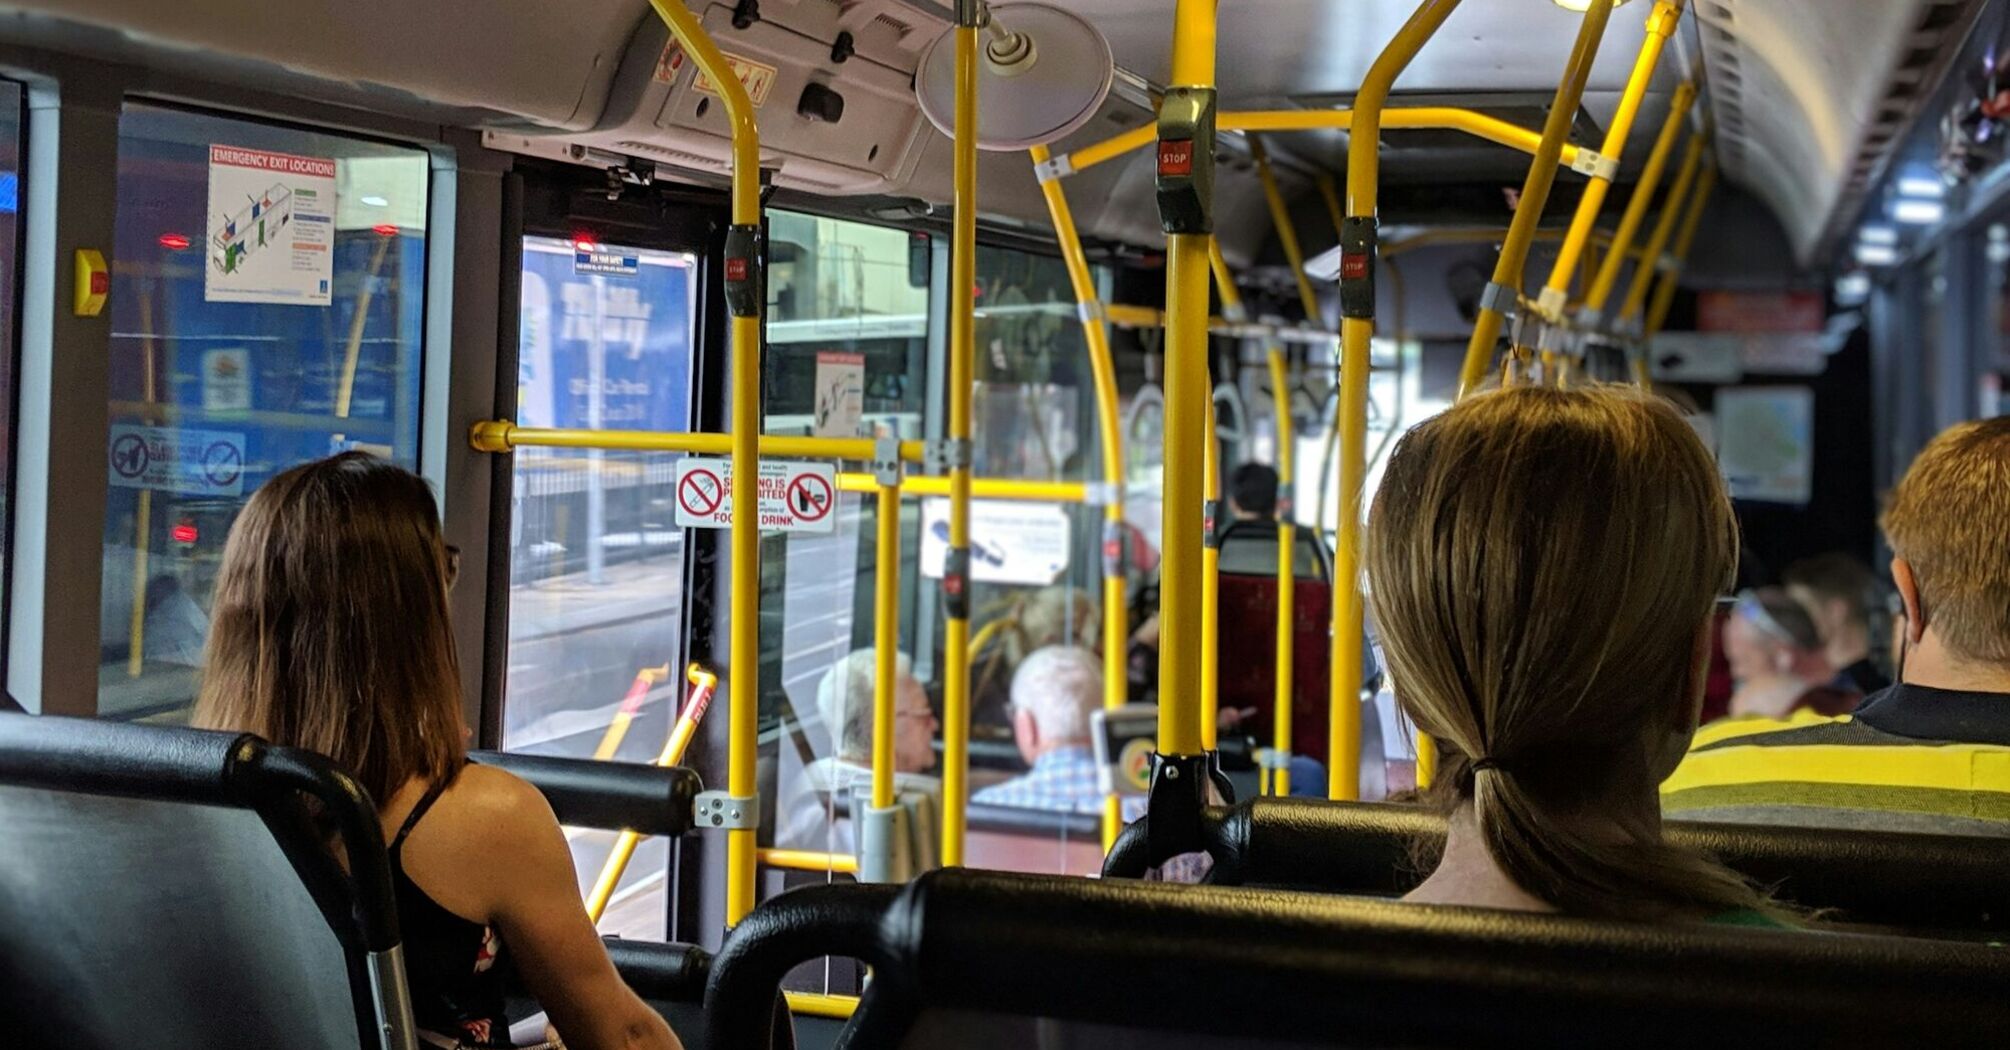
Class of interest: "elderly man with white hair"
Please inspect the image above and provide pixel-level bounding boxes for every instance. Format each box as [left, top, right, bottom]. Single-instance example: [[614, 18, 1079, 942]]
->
[[973, 645, 1117, 815], [776, 648, 941, 857]]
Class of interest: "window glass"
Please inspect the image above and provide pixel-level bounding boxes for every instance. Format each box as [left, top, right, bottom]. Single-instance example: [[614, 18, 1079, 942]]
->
[[502, 234, 698, 940], [0, 81, 21, 638], [99, 105, 427, 721]]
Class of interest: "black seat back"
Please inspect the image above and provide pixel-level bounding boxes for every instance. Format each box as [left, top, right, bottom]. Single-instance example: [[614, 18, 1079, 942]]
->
[[0, 712, 414, 1050], [707, 869, 2010, 1050], [1117, 797, 2010, 934]]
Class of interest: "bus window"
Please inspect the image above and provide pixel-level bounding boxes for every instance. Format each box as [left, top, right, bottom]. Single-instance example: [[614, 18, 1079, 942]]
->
[[762, 213, 932, 879], [500, 234, 697, 939], [98, 104, 427, 722], [0, 81, 20, 645]]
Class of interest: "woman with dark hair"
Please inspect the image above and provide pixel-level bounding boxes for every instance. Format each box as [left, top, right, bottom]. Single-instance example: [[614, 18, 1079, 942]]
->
[[196, 452, 680, 1050]]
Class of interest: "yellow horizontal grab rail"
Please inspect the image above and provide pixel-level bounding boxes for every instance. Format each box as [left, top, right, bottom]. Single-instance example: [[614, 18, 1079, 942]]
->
[[1062, 106, 1587, 174], [785, 992, 860, 1020], [836, 472, 1090, 503], [755, 848, 860, 874], [470, 421, 924, 463]]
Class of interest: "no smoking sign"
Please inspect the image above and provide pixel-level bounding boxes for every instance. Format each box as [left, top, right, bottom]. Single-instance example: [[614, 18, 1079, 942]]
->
[[674, 457, 838, 535]]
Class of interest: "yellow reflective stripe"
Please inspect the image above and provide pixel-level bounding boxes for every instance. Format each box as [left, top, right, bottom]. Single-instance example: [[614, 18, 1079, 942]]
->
[[1688, 710, 1837, 750], [1663, 741, 2010, 796]]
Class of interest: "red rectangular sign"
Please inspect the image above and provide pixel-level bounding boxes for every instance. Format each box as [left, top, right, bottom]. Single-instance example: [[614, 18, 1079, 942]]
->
[[1157, 139, 1194, 178], [724, 257, 749, 282]]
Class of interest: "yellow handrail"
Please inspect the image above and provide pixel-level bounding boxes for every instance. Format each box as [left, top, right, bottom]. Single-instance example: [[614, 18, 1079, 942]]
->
[[785, 992, 860, 1019], [835, 472, 1087, 503], [1536, 0, 1687, 377], [1154, 0, 1218, 761], [585, 664, 717, 923], [940, 7, 979, 868], [1583, 82, 1698, 318], [642, 0, 762, 927], [1250, 135, 1322, 321], [1028, 140, 1132, 851], [1618, 132, 1708, 326], [1063, 106, 1590, 175], [1266, 347, 1296, 797], [1639, 164, 1719, 382], [757, 849, 861, 875], [1457, 0, 1617, 398], [469, 422, 924, 463], [1334, 0, 1467, 799], [870, 479, 902, 817]]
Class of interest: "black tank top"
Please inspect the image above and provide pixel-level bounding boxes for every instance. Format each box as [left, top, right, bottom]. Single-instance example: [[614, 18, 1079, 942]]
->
[[390, 769, 512, 1045]]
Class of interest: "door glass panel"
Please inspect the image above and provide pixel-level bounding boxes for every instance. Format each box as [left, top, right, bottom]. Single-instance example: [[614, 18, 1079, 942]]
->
[[100, 104, 428, 721], [502, 234, 697, 940], [0, 81, 21, 644]]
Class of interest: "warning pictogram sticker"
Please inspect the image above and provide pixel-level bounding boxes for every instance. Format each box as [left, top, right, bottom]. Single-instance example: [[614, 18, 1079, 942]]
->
[[674, 457, 838, 535]]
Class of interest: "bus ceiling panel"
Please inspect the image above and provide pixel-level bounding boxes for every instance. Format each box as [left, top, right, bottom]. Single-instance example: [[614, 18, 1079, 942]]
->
[[1072, 0, 1664, 109], [0, 0, 638, 131], [1692, 0, 1985, 265]]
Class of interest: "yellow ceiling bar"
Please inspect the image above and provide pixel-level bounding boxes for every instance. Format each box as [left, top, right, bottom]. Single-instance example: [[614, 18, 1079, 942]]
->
[[939, 0, 980, 869], [1250, 135, 1323, 320], [1333, 0, 1467, 799], [1029, 139, 1131, 852], [1582, 81, 1699, 320], [836, 472, 1088, 503], [1061, 106, 1588, 175], [643, 0, 763, 927], [1638, 164, 1720, 384], [1536, 0, 1687, 379], [1457, 0, 1617, 398], [469, 422, 924, 463], [785, 992, 860, 1019], [757, 849, 860, 875], [1618, 132, 1708, 325]]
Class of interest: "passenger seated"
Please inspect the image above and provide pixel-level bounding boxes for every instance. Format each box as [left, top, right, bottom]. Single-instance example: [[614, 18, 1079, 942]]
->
[[1665, 417, 2010, 835], [1720, 587, 1860, 721], [775, 648, 942, 856], [1367, 386, 1776, 921], [974, 645, 1130, 816], [192, 453, 680, 1050], [1783, 552, 1893, 695]]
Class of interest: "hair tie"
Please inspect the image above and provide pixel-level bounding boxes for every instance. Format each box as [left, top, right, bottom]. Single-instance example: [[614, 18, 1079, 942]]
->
[[1470, 756, 1501, 774]]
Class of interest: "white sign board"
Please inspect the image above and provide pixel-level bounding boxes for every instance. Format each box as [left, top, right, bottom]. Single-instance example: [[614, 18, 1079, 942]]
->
[[205, 145, 337, 305], [812, 351, 864, 438], [1716, 386, 1814, 505], [108, 424, 247, 497], [920, 498, 1072, 586], [202, 347, 251, 412], [1649, 332, 1745, 384], [674, 457, 837, 534]]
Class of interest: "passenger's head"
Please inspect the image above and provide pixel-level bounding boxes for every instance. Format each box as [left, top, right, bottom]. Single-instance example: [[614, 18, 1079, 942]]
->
[[1229, 462, 1279, 520], [1782, 553, 1881, 662], [1014, 585, 1099, 657], [1007, 645, 1101, 763], [1367, 385, 1760, 920], [1880, 416, 2010, 674], [193, 453, 465, 807], [815, 649, 937, 773], [1723, 587, 1827, 685]]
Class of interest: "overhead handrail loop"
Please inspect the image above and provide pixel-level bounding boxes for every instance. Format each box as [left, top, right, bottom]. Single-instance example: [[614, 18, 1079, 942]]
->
[[1457, 0, 1618, 399], [1330, 0, 1467, 800], [643, 0, 763, 928]]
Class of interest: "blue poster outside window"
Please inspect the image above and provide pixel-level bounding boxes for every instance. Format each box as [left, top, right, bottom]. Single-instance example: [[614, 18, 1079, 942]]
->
[[518, 236, 692, 432]]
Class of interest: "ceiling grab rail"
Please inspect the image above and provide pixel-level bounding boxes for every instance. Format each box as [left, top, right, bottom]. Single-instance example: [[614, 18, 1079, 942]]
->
[[1456, 0, 1618, 399], [1534, 0, 1689, 385], [1639, 163, 1721, 382], [1332, 0, 1468, 799], [1580, 81, 1701, 382]]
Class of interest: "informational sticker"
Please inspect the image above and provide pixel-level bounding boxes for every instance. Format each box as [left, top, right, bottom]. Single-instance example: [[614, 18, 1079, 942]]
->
[[1716, 386, 1814, 506], [574, 247, 640, 277], [655, 42, 777, 107], [919, 498, 1071, 586], [1649, 332, 1744, 384], [108, 424, 246, 497], [201, 347, 251, 412], [812, 352, 864, 438], [674, 457, 837, 534], [205, 145, 336, 305]]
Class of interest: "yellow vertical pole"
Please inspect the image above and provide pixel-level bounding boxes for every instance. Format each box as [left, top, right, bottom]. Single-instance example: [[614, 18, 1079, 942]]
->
[[1583, 83, 1697, 319], [1456, 0, 1617, 398], [645, 0, 762, 927], [1201, 387, 1222, 750], [1265, 347, 1295, 797], [1155, 0, 1217, 761], [1316, 175, 1346, 243], [1534, 1, 1686, 376], [126, 283, 159, 678], [1335, 0, 1467, 800], [586, 666, 718, 923], [1028, 143, 1130, 849], [871, 482, 902, 812], [1618, 134, 1707, 325], [1250, 135, 1323, 322], [1640, 164, 1719, 379], [940, 5, 979, 867]]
